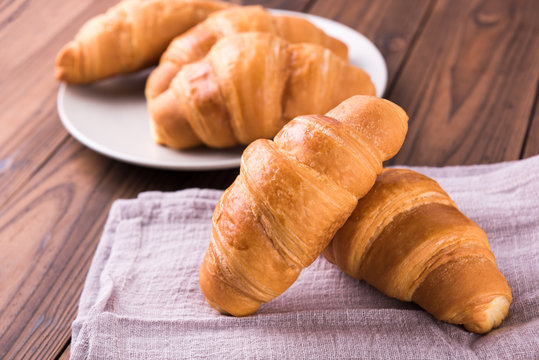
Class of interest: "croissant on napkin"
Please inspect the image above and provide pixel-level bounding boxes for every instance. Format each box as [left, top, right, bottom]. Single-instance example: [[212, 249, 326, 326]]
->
[[55, 0, 231, 83], [199, 95, 408, 316], [324, 169, 512, 334], [151, 32, 375, 149]]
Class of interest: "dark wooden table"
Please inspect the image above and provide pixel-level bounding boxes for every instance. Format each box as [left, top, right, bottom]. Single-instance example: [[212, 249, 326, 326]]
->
[[1, 0, 537, 358]]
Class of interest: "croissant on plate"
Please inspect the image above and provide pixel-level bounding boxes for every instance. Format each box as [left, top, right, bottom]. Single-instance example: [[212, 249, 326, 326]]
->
[[145, 5, 348, 100], [55, 0, 231, 83], [199, 95, 408, 316], [151, 32, 375, 149], [323, 169, 512, 334]]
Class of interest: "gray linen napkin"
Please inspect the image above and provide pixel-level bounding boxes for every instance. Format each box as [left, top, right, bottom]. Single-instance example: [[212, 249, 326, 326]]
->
[[71, 156, 539, 360]]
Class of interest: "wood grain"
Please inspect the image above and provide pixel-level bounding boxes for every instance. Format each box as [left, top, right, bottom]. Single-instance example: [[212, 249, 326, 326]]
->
[[229, 0, 311, 10], [0, 0, 119, 207], [308, 0, 433, 86], [57, 344, 70, 360], [388, 0, 539, 166], [522, 87, 539, 158], [0, 137, 239, 359], [0, 142, 113, 359]]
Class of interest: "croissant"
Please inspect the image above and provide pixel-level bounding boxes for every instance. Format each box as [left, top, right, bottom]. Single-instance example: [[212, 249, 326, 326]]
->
[[55, 0, 231, 83], [324, 169, 512, 334], [199, 95, 408, 316], [151, 32, 375, 149], [145, 5, 348, 100]]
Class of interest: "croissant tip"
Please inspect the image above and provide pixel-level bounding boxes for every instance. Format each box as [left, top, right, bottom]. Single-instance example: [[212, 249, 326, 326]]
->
[[145, 62, 180, 99], [55, 42, 77, 82], [463, 295, 511, 334]]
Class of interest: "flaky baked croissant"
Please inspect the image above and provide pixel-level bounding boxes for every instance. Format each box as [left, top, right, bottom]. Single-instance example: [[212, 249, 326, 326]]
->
[[151, 32, 375, 149], [324, 169, 512, 334], [145, 5, 348, 100], [55, 0, 231, 83], [199, 95, 408, 316]]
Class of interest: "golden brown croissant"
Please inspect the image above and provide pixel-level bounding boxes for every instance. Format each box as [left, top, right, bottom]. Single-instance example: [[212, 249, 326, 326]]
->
[[324, 169, 512, 334], [151, 32, 375, 149], [145, 5, 348, 100], [199, 95, 408, 316], [55, 0, 231, 83]]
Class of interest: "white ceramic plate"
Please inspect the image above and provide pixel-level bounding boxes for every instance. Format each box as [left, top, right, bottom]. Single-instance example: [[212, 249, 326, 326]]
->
[[57, 10, 387, 170]]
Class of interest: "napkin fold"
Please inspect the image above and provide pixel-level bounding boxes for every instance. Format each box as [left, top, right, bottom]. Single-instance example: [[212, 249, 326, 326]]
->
[[71, 156, 539, 360]]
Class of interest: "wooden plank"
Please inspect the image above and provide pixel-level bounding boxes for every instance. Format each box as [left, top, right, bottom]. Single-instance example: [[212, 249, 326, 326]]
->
[[0, 142, 113, 360], [0, 0, 117, 207], [0, 0, 105, 72], [57, 343, 70, 360], [522, 88, 539, 158], [0, 137, 238, 359], [308, 0, 433, 86], [231, 0, 311, 10], [0, 0, 113, 130], [387, 0, 539, 166]]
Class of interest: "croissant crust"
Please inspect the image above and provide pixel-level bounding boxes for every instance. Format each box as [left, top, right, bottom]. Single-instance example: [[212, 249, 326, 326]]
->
[[152, 32, 375, 149], [324, 169, 512, 334], [55, 0, 231, 83], [199, 95, 408, 316]]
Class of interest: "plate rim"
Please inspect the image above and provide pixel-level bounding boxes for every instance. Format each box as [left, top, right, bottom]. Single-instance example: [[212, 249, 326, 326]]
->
[[57, 83, 244, 171], [57, 9, 387, 171]]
